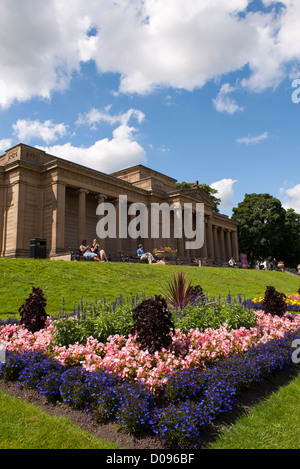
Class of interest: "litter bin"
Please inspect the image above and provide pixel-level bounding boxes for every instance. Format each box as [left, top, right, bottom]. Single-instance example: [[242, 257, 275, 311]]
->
[[30, 238, 47, 259]]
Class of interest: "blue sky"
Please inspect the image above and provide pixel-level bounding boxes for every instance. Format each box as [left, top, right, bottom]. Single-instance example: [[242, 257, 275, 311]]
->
[[0, 0, 300, 216]]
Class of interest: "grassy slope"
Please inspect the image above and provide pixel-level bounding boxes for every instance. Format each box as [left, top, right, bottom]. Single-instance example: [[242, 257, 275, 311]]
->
[[0, 390, 119, 449], [0, 258, 299, 317], [0, 258, 299, 449], [206, 373, 300, 449]]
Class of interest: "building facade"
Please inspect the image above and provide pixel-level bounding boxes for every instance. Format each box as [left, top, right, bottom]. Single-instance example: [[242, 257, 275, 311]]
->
[[0, 143, 239, 262]]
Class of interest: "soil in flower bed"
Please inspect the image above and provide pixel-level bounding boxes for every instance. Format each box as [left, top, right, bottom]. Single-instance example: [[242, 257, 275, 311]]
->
[[0, 362, 299, 450]]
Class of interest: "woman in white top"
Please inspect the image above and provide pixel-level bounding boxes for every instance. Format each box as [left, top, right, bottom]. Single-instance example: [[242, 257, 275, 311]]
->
[[79, 240, 101, 261]]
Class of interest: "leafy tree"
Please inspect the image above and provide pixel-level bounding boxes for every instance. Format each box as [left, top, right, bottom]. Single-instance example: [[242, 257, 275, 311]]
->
[[175, 181, 221, 212], [232, 193, 287, 265], [283, 208, 300, 266]]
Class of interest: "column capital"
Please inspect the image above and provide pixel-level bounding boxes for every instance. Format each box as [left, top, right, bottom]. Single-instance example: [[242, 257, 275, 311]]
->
[[96, 193, 107, 201], [77, 188, 89, 195]]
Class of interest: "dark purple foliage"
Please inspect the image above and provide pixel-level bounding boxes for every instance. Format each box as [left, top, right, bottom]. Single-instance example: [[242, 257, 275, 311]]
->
[[131, 295, 175, 354], [189, 284, 205, 301], [19, 287, 48, 333], [263, 285, 287, 317]]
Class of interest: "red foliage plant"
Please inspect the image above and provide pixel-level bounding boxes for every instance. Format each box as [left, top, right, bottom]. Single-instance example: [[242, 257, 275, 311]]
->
[[161, 271, 203, 311]]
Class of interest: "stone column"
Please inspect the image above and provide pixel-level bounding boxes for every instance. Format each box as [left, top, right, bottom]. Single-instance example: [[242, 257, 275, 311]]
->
[[225, 229, 232, 260], [177, 232, 185, 257], [146, 203, 153, 253], [232, 230, 239, 261], [213, 225, 219, 261], [220, 228, 226, 262], [130, 212, 138, 253], [16, 181, 26, 254], [96, 194, 107, 251], [51, 181, 66, 255], [191, 210, 196, 259], [37, 188, 44, 239], [199, 219, 207, 259], [0, 183, 6, 257], [114, 197, 122, 256], [78, 188, 88, 244], [206, 215, 214, 260]]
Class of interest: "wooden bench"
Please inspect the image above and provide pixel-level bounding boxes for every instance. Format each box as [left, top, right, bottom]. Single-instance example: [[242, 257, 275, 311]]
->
[[175, 257, 230, 267], [175, 256, 200, 266], [118, 251, 149, 263], [69, 247, 92, 261]]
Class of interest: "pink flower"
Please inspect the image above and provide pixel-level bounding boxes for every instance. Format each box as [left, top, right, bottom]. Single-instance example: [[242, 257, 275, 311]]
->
[[1, 310, 299, 394]]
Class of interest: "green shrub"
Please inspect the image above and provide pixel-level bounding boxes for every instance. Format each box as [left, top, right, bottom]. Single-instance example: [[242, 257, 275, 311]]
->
[[52, 301, 134, 347], [52, 317, 87, 347], [52, 294, 258, 348], [173, 302, 257, 334]]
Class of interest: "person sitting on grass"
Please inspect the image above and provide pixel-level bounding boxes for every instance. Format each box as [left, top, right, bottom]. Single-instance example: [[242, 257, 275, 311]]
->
[[79, 240, 102, 261], [229, 256, 237, 268], [137, 244, 155, 264], [91, 238, 108, 261]]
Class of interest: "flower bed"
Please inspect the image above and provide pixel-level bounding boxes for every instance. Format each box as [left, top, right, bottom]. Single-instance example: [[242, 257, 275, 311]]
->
[[1, 285, 300, 449], [1, 311, 300, 393], [1, 328, 299, 448], [248, 294, 300, 311]]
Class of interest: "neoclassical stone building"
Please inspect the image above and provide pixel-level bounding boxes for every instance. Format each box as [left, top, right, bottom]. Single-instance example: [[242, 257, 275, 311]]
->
[[0, 143, 239, 262]]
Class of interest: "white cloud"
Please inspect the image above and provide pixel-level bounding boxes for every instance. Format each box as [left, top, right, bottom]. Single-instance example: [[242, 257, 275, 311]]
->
[[76, 107, 145, 128], [213, 83, 244, 114], [0, 138, 13, 153], [13, 119, 68, 144], [160, 144, 170, 153], [39, 123, 147, 174], [280, 184, 300, 213], [236, 131, 269, 145], [211, 178, 238, 211], [1, 1, 300, 106], [2, 105, 146, 172]]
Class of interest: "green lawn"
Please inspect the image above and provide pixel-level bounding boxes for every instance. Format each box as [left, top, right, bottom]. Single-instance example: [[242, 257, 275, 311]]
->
[[205, 373, 300, 449], [0, 258, 299, 317], [0, 258, 299, 449], [0, 390, 119, 449]]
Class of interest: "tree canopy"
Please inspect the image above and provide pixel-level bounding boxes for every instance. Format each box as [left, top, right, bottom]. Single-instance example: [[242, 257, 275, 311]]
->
[[232, 193, 300, 267], [175, 181, 221, 212]]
